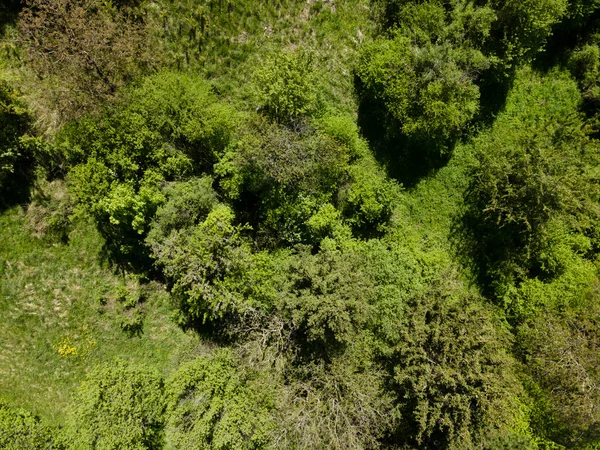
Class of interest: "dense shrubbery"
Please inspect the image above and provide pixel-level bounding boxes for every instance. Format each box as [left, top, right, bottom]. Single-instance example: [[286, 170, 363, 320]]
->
[[464, 68, 600, 314], [356, 4, 490, 152], [61, 71, 234, 269], [4, 0, 600, 448], [64, 361, 165, 450], [0, 400, 62, 450], [164, 351, 276, 450]]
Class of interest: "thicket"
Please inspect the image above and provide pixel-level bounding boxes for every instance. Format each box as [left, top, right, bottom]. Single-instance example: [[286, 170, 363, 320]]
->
[[2, 0, 600, 448]]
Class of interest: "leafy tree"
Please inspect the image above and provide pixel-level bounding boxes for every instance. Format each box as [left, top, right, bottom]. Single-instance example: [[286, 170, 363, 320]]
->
[[489, 0, 567, 65], [280, 245, 375, 356], [65, 360, 165, 450], [356, 0, 493, 152], [569, 34, 600, 110], [254, 50, 318, 126], [0, 81, 33, 206], [385, 272, 524, 449], [215, 117, 349, 247], [275, 337, 397, 450], [62, 71, 234, 269], [149, 203, 280, 325], [464, 67, 600, 305], [164, 351, 276, 450], [517, 305, 600, 446]]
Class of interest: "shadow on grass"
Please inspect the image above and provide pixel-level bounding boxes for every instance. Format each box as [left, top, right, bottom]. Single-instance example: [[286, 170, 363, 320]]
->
[[0, 0, 21, 36], [356, 96, 453, 189]]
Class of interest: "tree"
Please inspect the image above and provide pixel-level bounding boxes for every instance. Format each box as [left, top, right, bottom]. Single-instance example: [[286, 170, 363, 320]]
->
[[464, 67, 600, 304], [517, 305, 600, 446], [65, 360, 165, 450], [164, 351, 276, 450], [385, 272, 525, 448], [254, 50, 318, 126], [356, 0, 493, 153], [0, 400, 62, 450], [62, 71, 234, 269]]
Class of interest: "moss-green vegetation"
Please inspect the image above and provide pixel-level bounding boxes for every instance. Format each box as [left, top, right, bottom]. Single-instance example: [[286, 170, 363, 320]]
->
[[2, 0, 600, 448]]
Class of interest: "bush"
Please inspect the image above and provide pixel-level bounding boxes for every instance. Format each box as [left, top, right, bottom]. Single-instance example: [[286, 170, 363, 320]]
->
[[254, 50, 318, 126], [569, 35, 600, 109], [165, 351, 276, 450], [281, 245, 375, 355], [19, 0, 158, 122], [65, 360, 165, 450], [356, 1, 492, 152], [215, 118, 349, 247], [517, 304, 600, 446], [62, 71, 235, 269], [385, 272, 523, 448], [464, 67, 600, 303], [0, 81, 33, 206], [0, 400, 62, 450], [149, 203, 279, 324]]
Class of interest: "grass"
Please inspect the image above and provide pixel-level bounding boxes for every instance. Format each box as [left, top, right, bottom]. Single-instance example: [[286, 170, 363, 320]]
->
[[0, 207, 197, 425]]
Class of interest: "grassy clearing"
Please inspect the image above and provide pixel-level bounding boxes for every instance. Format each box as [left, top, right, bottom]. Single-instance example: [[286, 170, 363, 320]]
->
[[0, 208, 196, 425]]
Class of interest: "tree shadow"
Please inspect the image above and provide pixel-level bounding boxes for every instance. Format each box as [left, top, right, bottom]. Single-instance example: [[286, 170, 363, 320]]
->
[[475, 68, 515, 127], [0, 151, 35, 213], [356, 96, 452, 189], [0, 0, 21, 35]]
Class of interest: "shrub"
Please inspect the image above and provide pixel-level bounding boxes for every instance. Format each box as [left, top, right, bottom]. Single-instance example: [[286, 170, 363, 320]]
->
[[0, 400, 62, 450], [165, 351, 276, 450], [464, 67, 600, 303], [517, 304, 600, 446], [149, 204, 278, 324], [65, 360, 165, 450], [19, 0, 158, 121], [62, 71, 235, 269], [0, 81, 33, 206], [356, 1, 492, 152], [386, 272, 523, 448], [254, 50, 318, 125]]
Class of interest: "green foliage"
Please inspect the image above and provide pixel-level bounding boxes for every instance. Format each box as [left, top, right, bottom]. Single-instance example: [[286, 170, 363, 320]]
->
[[254, 50, 318, 125], [65, 360, 165, 450], [165, 350, 276, 450], [385, 272, 523, 449], [276, 336, 397, 450], [281, 245, 375, 354], [216, 118, 350, 247], [517, 305, 600, 446], [465, 67, 600, 307], [569, 34, 600, 108], [341, 156, 398, 233], [149, 203, 279, 324], [491, 0, 568, 63], [357, 0, 492, 151], [0, 400, 62, 450], [62, 71, 235, 268]]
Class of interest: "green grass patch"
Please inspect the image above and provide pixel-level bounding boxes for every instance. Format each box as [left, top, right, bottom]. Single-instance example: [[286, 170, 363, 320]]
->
[[0, 207, 196, 425]]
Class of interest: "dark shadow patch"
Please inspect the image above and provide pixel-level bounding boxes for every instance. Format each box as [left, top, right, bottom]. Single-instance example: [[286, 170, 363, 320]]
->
[[356, 94, 453, 188], [0, 0, 21, 35]]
